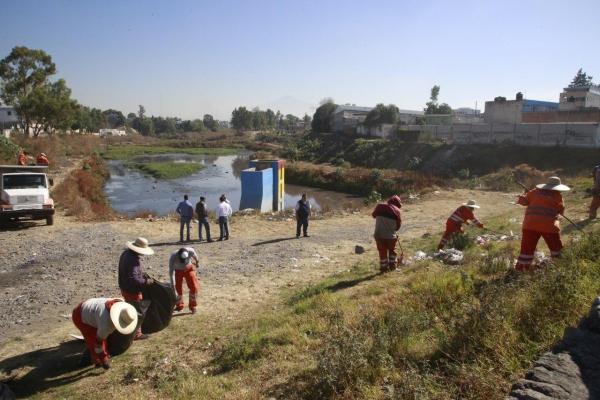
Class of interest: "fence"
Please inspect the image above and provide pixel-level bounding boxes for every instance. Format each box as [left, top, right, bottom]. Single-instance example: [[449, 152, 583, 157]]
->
[[399, 123, 600, 148]]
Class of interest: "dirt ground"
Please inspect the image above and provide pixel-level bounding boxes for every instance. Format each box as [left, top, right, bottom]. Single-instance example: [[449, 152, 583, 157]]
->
[[0, 188, 520, 358]]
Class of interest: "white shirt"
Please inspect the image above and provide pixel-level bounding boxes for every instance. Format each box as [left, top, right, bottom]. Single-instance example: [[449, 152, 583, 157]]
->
[[80, 298, 116, 340], [216, 201, 233, 218]]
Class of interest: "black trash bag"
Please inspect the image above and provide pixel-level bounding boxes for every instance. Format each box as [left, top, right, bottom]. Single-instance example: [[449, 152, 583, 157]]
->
[[140, 280, 176, 334]]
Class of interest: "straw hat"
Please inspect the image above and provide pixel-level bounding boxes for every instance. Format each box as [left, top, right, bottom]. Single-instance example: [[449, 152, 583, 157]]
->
[[462, 200, 480, 209], [536, 176, 570, 192], [127, 237, 154, 255], [109, 301, 138, 335]]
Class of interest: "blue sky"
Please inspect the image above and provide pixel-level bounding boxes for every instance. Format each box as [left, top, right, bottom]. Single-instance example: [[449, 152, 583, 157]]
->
[[1, 0, 599, 120]]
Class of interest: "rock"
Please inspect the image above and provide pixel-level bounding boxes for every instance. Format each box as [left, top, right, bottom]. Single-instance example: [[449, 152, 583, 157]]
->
[[354, 245, 365, 254]]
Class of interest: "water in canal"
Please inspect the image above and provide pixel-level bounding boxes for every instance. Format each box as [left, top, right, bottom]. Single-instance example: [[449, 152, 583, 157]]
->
[[104, 153, 363, 216]]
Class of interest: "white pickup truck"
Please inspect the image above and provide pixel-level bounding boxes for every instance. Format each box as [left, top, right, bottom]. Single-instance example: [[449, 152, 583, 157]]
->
[[0, 165, 55, 226]]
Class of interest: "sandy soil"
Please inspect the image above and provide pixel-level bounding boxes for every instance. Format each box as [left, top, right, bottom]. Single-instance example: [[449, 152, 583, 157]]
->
[[0, 187, 519, 357]]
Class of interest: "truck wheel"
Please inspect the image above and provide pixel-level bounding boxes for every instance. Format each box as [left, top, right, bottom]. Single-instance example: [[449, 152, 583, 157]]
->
[[46, 215, 54, 226]]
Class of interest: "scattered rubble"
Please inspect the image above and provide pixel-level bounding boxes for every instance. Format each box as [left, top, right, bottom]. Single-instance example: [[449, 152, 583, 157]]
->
[[354, 245, 365, 254], [433, 248, 464, 265]]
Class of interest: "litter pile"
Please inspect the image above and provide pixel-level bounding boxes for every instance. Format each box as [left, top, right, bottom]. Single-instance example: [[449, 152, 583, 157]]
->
[[474, 232, 519, 245], [409, 248, 464, 265]]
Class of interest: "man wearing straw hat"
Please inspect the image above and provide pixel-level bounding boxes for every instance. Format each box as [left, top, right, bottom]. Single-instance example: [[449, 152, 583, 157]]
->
[[515, 176, 570, 272], [438, 200, 484, 250], [72, 298, 138, 369], [118, 237, 155, 339]]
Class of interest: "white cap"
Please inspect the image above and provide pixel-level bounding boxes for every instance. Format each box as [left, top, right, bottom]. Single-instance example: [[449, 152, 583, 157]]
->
[[180, 250, 189, 260]]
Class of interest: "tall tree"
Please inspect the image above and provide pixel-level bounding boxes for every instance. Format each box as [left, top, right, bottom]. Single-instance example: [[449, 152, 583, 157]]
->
[[102, 109, 125, 128], [0, 46, 57, 135], [203, 114, 218, 131], [424, 85, 452, 115], [231, 106, 253, 132], [137, 104, 146, 119], [311, 101, 337, 133], [569, 68, 594, 88]]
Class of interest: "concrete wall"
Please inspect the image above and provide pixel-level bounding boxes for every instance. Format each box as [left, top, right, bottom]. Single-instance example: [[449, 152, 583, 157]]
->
[[484, 100, 523, 124], [399, 123, 600, 148]]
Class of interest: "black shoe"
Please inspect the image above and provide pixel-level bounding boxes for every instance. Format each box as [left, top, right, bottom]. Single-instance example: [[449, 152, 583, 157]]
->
[[225, 236, 229, 240], [296, 235, 300, 239], [207, 239, 214, 243], [303, 234, 310, 237], [217, 238, 223, 241]]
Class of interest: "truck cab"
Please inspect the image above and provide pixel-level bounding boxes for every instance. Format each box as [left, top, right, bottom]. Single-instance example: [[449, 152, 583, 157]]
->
[[0, 165, 55, 226]]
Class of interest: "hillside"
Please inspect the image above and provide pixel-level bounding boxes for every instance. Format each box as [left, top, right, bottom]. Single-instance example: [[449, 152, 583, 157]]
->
[[1, 176, 599, 399]]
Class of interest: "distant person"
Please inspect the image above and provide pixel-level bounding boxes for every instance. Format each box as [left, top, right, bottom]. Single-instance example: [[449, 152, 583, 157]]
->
[[216, 194, 232, 241], [589, 164, 600, 219], [176, 194, 194, 242], [118, 237, 155, 340], [169, 247, 200, 313], [36, 152, 49, 166], [71, 297, 137, 369], [515, 176, 570, 272], [195, 196, 213, 242], [295, 193, 311, 238], [16, 149, 27, 166], [438, 200, 484, 250], [372, 195, 402, 273]]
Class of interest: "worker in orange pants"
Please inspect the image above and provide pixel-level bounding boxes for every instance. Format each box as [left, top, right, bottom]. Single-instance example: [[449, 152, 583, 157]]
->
[[169, 247, 200, 313], [372, 195, 402, 273], [515, 176, 570, 271], [438, 200, 484, 249]]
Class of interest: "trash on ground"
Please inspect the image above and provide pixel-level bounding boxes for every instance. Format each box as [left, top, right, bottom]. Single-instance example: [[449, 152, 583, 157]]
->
[[433, 248, 464, 265]]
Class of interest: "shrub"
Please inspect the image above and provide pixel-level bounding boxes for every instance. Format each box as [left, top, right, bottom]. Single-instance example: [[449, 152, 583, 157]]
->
[[365, 191, 383, 205], [447, 231, 472, 250]]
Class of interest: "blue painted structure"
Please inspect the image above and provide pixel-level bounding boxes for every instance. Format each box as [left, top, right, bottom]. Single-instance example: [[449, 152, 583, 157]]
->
[[247, 159, 285, 212], [522, 100, 559, 113], [239, 167, 273, 212]]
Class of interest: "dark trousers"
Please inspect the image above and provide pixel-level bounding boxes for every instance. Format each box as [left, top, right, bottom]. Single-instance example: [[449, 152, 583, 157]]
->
[[296, 217, 309, 237], [218, 216, 229, 239], [198, 217, 211, 240], [180, 217, 191, 241]]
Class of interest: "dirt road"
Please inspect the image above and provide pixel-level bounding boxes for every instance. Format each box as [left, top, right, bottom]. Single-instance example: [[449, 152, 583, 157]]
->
[[0, 188, 519, 357]]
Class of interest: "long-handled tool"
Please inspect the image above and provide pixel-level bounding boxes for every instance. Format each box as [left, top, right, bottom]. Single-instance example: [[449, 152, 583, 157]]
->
[[514, 178, 585, 233]]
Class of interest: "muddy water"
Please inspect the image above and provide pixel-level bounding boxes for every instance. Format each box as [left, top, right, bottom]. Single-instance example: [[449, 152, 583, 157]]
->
[[104, 153, 363, 216]]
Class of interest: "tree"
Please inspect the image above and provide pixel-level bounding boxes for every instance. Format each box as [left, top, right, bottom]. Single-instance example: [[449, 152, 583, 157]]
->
[[303, 113, 311, 126], [424, 85, 452, 115], [569, 68, 594, 88], [203, 114, 218, 131], [137, 104, 146, 119], [231, 106, 253, 132], [311, 101, 337, 132], [0, 46, 57, 135], [102, 109, 125, 128], [364, 103, 400, 127]]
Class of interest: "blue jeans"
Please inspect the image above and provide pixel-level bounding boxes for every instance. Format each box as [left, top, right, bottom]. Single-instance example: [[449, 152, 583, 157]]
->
[[218, 216, 229, 239], [180, 217, 191, 241], [198, 217, 211, 240]]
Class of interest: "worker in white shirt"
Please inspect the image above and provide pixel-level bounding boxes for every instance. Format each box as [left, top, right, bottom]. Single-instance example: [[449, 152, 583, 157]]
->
[[216, 194, 233, 241], [169, 247, 200, 313]]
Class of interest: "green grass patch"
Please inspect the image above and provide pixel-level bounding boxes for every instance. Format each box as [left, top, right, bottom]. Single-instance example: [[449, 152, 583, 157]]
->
[[101, 144, 239, 160], [125, 161, 205, 179]]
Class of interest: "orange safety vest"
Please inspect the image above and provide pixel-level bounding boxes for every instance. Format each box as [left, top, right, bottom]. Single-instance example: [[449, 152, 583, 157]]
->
[[447, 206, 481, 226], [518, 188, 564, 233]]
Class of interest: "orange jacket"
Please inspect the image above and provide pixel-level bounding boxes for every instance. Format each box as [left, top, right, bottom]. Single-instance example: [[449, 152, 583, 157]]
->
[[518, 188, 564, 233], [446, 206, 482, 227]]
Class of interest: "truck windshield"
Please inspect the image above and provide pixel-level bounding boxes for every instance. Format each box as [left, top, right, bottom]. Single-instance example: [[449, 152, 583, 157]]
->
[[3, 174, 47, 189]]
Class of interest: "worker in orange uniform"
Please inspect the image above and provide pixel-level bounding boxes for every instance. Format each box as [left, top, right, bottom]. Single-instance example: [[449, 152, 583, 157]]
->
[[589, 165, 600, 219], [515, 176, 570, 272], [438, 200, 484, 250], [36, 152, 49, 166], [169, 247, 200, 313], [372, 195, 402, 273], [16, 149, 28, 165], [72, 297, 138, 369]]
